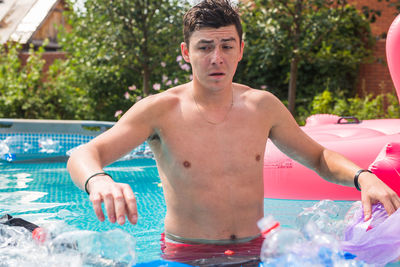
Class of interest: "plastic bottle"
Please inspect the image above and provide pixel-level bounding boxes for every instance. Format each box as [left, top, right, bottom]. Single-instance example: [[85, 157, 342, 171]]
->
[[3, 153, 16, 162]]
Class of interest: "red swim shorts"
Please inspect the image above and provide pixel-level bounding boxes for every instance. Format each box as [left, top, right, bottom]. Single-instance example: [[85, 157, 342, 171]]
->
[[160, 233, 264, 263]]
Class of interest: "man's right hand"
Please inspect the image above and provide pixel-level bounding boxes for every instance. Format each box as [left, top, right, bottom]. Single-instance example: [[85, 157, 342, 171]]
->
[[87, 175, 138, 225]]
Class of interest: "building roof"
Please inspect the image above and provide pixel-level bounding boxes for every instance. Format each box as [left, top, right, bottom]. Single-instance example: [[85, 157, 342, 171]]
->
[[0, 0, 59, 44]]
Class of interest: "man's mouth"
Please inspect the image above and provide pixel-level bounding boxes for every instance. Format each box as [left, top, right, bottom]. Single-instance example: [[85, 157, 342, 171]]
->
[[209, 72, 225, 76]]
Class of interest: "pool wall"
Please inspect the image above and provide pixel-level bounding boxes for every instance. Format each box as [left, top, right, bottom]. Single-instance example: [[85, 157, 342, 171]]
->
[[0, 119, 153, 162], [0, 118, 114, 134], [0, 118, 113, 162]]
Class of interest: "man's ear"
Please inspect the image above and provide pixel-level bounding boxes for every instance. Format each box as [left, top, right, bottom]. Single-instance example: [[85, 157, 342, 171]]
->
[[181, 42, 190, 62], [238, 40, 245, 62]]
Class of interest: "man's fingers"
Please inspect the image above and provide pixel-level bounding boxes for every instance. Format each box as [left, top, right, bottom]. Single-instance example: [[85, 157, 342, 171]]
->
[[393, 195, 400, 211], [389, 191, 400, 212], [362, 197, 372, 221], [378, 189, 400, 216], [383, 191, 400, 216], [382, 199, 397, 216], [89, 182, 136, 225], [113, 187, 127, 225], [89, 192, 105, 221], [104, 192, 117, 223], [122, 185, 138, 225]]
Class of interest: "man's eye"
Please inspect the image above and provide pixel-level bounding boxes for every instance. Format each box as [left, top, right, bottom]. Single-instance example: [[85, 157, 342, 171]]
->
[[223, 46, 233, 49], [199, 46, 209, 50]]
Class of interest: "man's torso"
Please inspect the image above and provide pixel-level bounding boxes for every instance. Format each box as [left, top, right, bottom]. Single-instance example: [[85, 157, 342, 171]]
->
[[147, 83, 274, 241]]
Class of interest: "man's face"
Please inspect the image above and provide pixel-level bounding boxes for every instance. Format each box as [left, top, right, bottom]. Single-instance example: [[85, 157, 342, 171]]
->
[[181, 25, 244, 91]]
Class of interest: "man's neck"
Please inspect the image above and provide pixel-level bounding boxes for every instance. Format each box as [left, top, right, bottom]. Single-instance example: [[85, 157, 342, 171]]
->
[[191, 80, 234, 108]]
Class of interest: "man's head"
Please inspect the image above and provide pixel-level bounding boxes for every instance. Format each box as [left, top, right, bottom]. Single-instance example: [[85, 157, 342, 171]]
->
[[183, 0, 243, 48]]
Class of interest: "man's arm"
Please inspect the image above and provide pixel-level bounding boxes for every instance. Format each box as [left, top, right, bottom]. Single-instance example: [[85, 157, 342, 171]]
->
[[67, 94, 161, 225], [265, 93, 400, 220]]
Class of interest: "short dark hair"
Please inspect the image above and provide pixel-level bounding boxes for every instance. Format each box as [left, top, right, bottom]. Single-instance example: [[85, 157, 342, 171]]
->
[[183, 0, 243, 47]]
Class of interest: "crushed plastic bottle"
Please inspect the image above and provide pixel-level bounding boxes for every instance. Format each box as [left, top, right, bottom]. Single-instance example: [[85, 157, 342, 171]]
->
[[3, 153, 16, 162], [66, 142, 155, 161], [0, 218, 136, 267], [0, 136, 33, 162], [0, 140, 9, 155], [50, 229, 136, 266], [258, 201, 368, 266], [2, 136, 33, 153], [119, 143, 154, 161], [296, 199, 345, 238], [38, 138, 61, 154]]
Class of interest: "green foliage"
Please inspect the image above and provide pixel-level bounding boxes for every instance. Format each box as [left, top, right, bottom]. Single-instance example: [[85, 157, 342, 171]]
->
[[297, 89, 400, 125], [60, 0, 191, 121], [237, 0, 374, 114], [2, 1, 394, 121], [0, 42, 91, 119]]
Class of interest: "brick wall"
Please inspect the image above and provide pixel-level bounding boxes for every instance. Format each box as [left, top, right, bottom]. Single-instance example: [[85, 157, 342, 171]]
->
[[348, 0, 399, 96], [358, 40, 394, 95]]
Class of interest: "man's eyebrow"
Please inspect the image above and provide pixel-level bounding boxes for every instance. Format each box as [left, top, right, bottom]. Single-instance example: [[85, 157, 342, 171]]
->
[[197, 39, 214, 44], [196, 37, 236, 45], [221, 37, 236, 42]]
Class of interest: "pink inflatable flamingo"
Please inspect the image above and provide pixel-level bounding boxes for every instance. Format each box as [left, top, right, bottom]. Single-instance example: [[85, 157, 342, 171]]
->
[[369, 142, 400, 196], [386, 14, 400, 102]]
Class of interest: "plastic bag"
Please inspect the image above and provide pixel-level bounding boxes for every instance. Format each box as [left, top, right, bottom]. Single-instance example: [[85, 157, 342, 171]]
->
[[341, 202, 400, 266]]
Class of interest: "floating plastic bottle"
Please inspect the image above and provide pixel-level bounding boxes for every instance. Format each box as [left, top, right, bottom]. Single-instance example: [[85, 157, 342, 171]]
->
[[0, 136, 33, 162], [3, 153, 16, 162], [66, 142, 155, 161], [38, 138, 62, 154], [0, 215, 137, 267]]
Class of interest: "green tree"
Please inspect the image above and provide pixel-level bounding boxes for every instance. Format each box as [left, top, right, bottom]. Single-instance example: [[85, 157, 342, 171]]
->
[[238, 0, 374, 115], [60, 0, 190, 120]]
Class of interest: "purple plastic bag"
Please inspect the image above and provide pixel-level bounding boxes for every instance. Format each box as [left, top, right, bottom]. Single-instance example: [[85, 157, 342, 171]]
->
[[341, 202, 400, 266]]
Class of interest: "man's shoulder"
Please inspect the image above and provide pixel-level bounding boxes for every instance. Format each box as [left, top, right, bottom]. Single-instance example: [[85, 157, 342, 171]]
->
[[138, 84, 187, 110], [234, 83, 280, 103]]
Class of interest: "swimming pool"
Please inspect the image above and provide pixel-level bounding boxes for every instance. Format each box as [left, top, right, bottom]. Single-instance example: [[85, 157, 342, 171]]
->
[[0, 158, 355, 264], [0, 120, 372, 265]]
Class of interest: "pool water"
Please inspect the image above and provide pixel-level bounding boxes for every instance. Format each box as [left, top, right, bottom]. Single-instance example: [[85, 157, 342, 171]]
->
[[0, 157, 356, 265]]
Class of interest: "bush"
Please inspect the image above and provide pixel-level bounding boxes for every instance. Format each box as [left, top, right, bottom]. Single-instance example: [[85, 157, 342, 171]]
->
[[0, 42, 93, 119], [296, 89, 400, 125]]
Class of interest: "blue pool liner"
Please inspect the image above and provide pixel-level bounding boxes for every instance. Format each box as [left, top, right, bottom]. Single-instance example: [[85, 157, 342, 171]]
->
[[134, 260, 191, 266]]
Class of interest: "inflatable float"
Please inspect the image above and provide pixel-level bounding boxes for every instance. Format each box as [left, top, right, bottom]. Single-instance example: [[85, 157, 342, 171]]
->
[[263, 14, 400, 200]]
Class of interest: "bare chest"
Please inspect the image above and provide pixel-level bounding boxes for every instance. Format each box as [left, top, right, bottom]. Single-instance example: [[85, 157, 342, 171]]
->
[[149, 105, 271, 177]]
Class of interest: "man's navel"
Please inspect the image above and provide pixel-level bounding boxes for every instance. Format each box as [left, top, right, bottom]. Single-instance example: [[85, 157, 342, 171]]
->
[[183, 161, 191, 168], [255, 154, 261, 161]]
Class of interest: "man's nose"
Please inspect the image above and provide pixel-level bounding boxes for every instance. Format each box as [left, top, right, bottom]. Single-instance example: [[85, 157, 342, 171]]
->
[[211, 48, 223, 65]]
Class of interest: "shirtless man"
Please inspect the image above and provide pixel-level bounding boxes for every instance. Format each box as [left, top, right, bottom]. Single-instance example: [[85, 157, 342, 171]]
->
[[67, 0, 400, 255]]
